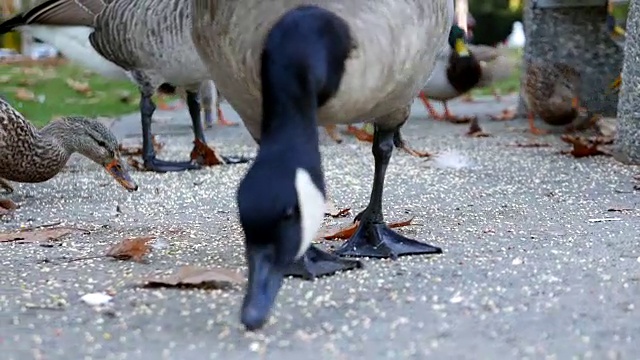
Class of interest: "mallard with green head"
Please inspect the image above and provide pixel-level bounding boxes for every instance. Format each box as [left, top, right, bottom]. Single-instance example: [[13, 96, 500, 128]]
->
[[0, 98, 138, 195], [192, 0, 452, 330], [418, 24, 482, 122], [522, 59, 585, 135]]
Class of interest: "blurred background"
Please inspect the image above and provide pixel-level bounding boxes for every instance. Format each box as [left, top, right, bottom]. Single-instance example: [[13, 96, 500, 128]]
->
[[0, 0, 631, 127]]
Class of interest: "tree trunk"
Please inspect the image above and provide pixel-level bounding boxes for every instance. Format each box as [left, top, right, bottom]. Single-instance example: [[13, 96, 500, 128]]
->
[[614, 0, 640, 164], [519, 2, 623, 119]]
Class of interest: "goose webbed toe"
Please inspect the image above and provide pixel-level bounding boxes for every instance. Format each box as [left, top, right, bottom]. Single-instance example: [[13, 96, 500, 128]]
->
[[285, 245, 363, 280]]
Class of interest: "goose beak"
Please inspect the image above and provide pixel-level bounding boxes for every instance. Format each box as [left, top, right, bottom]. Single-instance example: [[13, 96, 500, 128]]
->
[[105, 158, 138, 192], [241, 244, 284, 331]]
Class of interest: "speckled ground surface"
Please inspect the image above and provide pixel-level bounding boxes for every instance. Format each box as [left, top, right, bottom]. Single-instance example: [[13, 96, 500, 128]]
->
[[1, 96, 639, 360]]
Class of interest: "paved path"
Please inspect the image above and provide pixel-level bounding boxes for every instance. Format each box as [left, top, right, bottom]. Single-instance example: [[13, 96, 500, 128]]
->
[[1, 95, 639, 359]]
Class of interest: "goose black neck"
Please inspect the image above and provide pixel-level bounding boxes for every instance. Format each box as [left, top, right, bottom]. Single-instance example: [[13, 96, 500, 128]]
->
[[259, 5, 353, 152]]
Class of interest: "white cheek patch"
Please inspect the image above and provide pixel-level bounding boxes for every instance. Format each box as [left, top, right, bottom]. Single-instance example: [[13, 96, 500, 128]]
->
[[294, 168, 325, 260]]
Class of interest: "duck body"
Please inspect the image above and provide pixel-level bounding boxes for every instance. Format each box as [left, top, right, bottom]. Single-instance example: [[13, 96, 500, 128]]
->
[[418, 24, 482, 122], [0, 98, 137, 191], [192, 0, 452, 141], [0, 0, 246, 173], [523, 59, 582, 134], [192, 0, 451, 330]]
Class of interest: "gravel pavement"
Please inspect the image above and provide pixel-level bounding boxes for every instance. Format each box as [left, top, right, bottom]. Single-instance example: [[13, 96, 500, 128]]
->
[[1, 96, 639, 360]]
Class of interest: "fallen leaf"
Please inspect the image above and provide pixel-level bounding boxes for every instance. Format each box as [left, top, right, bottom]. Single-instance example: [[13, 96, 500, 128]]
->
[[105, 236, 154, 262], [127, 157, 145, 171], [489, 107, 517, 121], [0, 226, 83, 244], [190, 139, 223, 166], [18, 78, 35, 86], [142, 265, 244, 289], [560, 135, 610, 158], [346, 125, 374, 142], [322, 218, 415, 240], [65, 78, 92, 95], [0, 199, 18, 210], [15, 87, 35, 101], [466, 118, 491, 137], [0, 75, 11, 83], [118, 135, 164, 156], [324, 200, 350, 218]]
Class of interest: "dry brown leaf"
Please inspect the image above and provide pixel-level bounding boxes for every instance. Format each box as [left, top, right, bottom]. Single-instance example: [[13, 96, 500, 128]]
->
[[65, 78, 92, 95], [322, 217, 415, 240], [18, 78, 35, 86], [15, 87, 35, 101], [489, 108, 517, 121], [106, 236, 154, 262], [0, 199, 18, 211], [346, 125, 374, 143], [0, 226, 83, 244], [324, 200, 350, 218], [127, 157, 146, 171], [118, 136, 164, 156], [560, 135, 610, 158], [142, 265, 244, 289], [190, 139, 223, 166], [466, 118, 490, 137]]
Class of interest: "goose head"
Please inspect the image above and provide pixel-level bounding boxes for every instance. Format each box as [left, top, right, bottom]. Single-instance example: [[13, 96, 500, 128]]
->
[[235, 5, 353, 331]]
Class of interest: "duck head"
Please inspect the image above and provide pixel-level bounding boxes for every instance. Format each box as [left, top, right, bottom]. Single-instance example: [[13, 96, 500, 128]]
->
[[448, 24, 469, 56], [43, 117, 138, 192], [235, 5, 353, 331]]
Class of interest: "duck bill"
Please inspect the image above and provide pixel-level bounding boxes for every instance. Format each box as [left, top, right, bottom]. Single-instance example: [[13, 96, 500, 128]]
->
[[104, 158, 138, 192], [454, 38, 469, 56], [241, 244, 285, 331]]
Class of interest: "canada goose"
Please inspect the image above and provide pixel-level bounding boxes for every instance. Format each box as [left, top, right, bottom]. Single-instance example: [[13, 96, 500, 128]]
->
[[0, 0, 248, 173], [191, 0, 451, 330]]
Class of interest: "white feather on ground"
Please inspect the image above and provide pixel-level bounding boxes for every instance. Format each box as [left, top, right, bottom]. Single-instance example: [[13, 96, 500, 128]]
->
[[428, 150, 474, 170]]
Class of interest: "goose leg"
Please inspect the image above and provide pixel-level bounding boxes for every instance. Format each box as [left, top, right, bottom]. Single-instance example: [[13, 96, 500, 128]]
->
[[202, 85, 215, 129], [335, 106, 442, 258], [393, 129, 430, 158], [185, 91, 250, 165], [140, 86, 201, 172]]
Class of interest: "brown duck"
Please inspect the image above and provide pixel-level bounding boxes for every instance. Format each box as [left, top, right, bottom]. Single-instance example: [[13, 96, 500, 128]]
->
[[523, 59, 585, 135]]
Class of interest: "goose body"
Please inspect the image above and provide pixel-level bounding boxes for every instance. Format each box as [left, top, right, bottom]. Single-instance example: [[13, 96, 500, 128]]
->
[[21, 25, 129, 80], [0, 98, 137, 193], [0, 0, 246, 172], [192, 0, 453, 141], [192, 0, 451, 330]]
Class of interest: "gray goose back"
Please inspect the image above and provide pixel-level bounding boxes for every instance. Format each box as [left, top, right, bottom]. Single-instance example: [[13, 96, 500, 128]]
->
[[23, 0, 208, 88]]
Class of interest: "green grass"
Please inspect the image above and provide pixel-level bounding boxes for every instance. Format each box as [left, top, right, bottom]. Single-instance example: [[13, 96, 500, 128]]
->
[[0, 60, 143, 127], [470, 47, 523, 97]]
